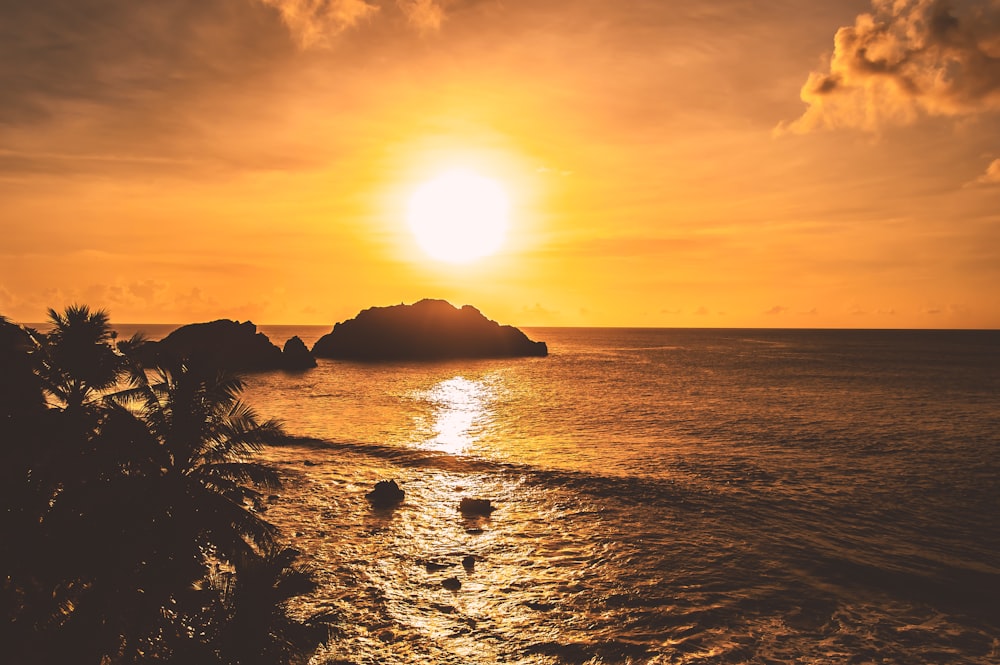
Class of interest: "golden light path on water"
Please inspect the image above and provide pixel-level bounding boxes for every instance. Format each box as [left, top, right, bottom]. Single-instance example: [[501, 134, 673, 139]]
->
[[415, 376, 497, 455]]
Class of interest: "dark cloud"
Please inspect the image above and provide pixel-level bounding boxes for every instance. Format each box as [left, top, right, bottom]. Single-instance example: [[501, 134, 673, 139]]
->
[[0, 0, 293, 124], [0, 0, 467, 178], [0, 0, 308, 179], [783, 0, 1000, 132]]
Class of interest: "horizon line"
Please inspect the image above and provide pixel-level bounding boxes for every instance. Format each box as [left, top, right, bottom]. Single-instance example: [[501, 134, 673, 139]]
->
[[17, 320, 1000, 333]]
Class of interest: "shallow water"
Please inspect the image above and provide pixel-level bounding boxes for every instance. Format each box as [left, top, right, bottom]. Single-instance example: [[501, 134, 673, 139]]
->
[[138, 325, 1000, 663]]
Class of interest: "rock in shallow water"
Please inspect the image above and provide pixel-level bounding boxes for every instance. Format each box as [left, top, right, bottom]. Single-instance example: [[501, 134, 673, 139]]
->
[[281, 335, 317, 369], [441, 577, 462, 591], [366, 479, 405, 508], [424, 560, 454, 572], [459, 497, 496, 516]]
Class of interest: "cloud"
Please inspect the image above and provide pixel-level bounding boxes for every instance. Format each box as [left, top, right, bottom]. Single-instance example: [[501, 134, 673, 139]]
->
[[764, 305, 789, 315], [782, 0, 1000, 132], [397, 0, 446, 32], [0, 285, 21, 315], [973, 157, 1000, 184], [522, 302, 557, 317], [258, 0, 451, 46], [259, 0, 380, 47]]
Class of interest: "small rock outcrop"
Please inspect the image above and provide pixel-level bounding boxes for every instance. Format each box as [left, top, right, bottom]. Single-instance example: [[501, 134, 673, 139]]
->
[[138, 319, 284, 371], [312, 299, 548, 361], [459, 498, 496, 516], [366, 480, 405, 508], [441, 577, 462, 591], [282, 335, 317, 369]]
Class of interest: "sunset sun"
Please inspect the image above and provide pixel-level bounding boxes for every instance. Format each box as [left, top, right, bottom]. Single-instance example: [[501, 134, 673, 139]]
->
[[406, 169, 510, 264]]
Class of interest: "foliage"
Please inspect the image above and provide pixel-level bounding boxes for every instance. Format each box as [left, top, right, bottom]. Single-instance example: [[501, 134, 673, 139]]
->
[[0, 307, 329, 665]]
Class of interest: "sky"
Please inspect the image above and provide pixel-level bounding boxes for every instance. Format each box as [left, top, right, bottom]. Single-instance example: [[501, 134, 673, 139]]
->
[[2, 0, 999, 328]]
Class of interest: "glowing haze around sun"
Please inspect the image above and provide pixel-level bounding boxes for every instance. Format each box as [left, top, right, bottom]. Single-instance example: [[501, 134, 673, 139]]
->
[[406, 169, 510, 264]]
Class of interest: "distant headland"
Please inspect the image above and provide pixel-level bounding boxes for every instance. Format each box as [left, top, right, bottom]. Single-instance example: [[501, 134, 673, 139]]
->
[[312, 299, 548, 361], [137, 319, 316, 371], [130, 299, 546, 369]]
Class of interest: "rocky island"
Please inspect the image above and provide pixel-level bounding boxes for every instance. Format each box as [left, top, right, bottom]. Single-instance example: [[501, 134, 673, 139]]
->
[[138, 319, 316, 371], [312, 299, 547, 361]]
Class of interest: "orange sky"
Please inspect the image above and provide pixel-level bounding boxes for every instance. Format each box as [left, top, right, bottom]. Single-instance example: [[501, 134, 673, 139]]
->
[[2, 0, 999, 328]]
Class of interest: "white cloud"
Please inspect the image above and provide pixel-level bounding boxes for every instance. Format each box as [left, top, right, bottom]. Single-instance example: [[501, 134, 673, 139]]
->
[[782, 0, 1000, 133]]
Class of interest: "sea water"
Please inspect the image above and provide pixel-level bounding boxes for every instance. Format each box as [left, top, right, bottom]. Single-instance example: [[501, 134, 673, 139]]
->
[[132, 326, 1000, 663]]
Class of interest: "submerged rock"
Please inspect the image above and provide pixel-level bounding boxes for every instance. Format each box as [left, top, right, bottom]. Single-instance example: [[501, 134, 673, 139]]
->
[[366, 479, 405, 508], [311, 299, 548, 361], [459, 497, 497, 516]]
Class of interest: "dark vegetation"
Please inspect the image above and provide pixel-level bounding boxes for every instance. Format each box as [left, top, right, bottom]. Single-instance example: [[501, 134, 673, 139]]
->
[[1, 306, 329, 665]]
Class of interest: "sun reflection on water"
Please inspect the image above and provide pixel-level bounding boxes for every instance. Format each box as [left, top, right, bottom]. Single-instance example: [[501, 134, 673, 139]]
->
[[415, 376, 495, 455]]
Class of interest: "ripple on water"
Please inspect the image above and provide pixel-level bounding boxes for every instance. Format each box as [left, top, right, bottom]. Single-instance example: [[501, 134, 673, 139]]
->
[[258, 442, 1000, 665]]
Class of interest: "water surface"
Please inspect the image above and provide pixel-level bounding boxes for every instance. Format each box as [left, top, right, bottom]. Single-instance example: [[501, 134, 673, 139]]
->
[[134, 325, 1000, 663]]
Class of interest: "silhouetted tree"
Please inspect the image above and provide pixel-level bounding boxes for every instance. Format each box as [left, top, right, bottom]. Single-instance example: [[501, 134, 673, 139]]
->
[[217, 546, 328, 665], [36, 305, 125, 411], [113, 358, 283, 558], [0, 317, 53, 661], [1, 306, 328, 665]]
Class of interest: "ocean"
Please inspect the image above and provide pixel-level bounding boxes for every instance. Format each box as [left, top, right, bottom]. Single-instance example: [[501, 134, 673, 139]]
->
[[119, 325, 1000, 664]]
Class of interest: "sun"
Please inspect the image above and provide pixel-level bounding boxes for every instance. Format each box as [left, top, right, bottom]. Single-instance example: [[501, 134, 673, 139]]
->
[[406, 169, 510, 264]]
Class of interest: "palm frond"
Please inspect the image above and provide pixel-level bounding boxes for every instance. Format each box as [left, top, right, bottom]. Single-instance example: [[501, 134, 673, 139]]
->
[[196, 462, 280, 492]]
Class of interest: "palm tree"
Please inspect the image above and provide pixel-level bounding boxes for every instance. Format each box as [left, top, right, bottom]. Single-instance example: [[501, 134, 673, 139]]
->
[[5, 306, 326, 664], [32, 357, 290, 664], [0, 316, 54, 662], [114, 357, 285, 557], [37, 305, 126, 411], [216, 546, 328, 665]]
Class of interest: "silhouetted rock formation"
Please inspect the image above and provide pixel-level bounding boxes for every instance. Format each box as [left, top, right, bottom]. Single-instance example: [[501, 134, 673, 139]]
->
[[366, 479, 405, 508], [311, 299, 548, 361], [459, 497, 497, 516], [139, 319, 293, 371], [282, 335, 317, 369]]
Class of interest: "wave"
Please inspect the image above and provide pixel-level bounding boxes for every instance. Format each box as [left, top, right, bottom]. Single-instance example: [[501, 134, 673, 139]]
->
[[280, 435, 717, 508], [275, 435, 1000, 625]]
